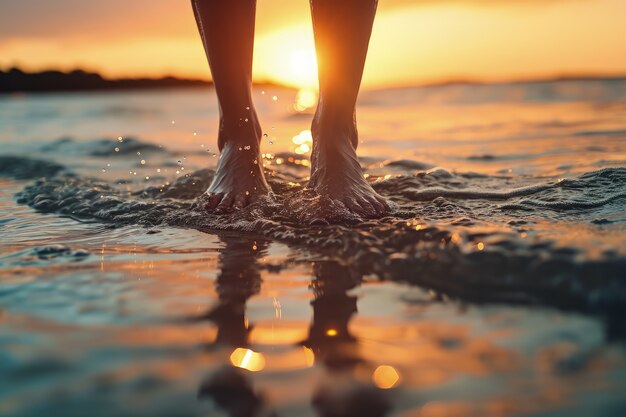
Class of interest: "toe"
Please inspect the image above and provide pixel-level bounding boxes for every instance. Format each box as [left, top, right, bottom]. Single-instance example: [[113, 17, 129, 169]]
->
[[233, 193, 247, 210], [367, 197, 385, 215], [215, 194, 235, 213], [358, 199, 378, 218], [346, 198, 366, 217], [375, 195, 391, 212], [206, 192, 224, 210]]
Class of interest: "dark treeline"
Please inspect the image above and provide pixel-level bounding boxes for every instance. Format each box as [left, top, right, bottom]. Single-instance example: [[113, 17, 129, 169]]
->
[[0, 68, 212, 93]]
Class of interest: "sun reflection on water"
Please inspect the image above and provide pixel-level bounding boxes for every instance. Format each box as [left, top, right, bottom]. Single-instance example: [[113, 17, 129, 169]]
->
[[294, 88, 318, 112], [292, 130, 313, 155], [229, 348, 266, 372], [372, 365, 401, 389]]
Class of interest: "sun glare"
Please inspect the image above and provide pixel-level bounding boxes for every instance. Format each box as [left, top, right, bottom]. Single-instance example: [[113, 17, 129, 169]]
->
[[294, 88, 318, 112], [254, 25, 319, 89], [288, 49, 319, 88]]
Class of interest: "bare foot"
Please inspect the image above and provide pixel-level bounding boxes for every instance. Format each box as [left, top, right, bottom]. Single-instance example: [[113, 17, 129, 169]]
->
[[308, 120, 389, 218], [205, 119, 271, 213]]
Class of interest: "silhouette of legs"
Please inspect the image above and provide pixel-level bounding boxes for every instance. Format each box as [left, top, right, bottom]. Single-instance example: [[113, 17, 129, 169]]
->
[[303, 262, 362, 371], [308, 0, 389, 218], [192, 0, 270, 213], [196, 235, 269, 417], [192, 0, 389, 218]]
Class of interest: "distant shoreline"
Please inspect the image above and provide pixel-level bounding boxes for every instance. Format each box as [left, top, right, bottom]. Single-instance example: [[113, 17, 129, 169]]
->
[[2, 67, 625, 94], [368, 75, 626, 93], [0, 68, 285, 94]]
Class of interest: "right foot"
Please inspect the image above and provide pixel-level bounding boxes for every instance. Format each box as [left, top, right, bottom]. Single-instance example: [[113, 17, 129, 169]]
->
[[205, 120, 271, 213], [308, 117, 390, 218]]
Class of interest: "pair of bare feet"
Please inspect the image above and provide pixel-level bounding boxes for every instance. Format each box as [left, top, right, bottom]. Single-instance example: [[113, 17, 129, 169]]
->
[[204, 111, 389, 218], [193, 0, 385, 219]]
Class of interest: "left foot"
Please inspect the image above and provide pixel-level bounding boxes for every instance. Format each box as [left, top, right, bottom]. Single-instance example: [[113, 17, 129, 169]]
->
[[204, 116, 271, 213], [308, 120, 389, 218]]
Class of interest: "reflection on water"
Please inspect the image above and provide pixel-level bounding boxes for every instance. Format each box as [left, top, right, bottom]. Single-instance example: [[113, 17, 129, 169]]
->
[[1, 80, 626, 416], [304, 262, 361, 372], [0, 177, 625, 416], [196, 235, 390, 416]]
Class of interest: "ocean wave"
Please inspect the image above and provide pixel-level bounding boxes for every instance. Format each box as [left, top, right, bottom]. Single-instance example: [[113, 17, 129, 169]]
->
[[40, 137, 166, 157], [8, 155, 626, 325]]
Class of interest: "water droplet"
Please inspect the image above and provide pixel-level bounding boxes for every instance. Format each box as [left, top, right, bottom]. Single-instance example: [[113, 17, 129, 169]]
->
[[271, 126, 276, 131], [145, 176, 150, 180], [176, 170, 180, 174], [212, 153, 217, 157], [244, 145, 251, 150], [177, 160, 182, 165], [261, 91, 265, 95], [263, 133, 268, 138], [171, 120, 176, 124], [114, 147, 120, 152], [245, 106, 250, 110], [156, 168, 161, 173], [117, 136, 124, 142], [106, 163, 111, 167], [101, 169, 106, 172], [269, 141, 273, 145], [193, 132, 197, 136], [140, 159, 146, 165], [244, 118, 249, 122], [136, 151, 141, 156]]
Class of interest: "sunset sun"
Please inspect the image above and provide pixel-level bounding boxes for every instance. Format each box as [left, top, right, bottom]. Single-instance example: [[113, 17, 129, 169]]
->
[[254, 25, 319, 89], [287, 48, 318, 89]]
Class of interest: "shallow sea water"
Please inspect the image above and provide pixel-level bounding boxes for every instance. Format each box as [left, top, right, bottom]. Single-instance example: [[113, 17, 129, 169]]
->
[[1, 80, 626, 417]]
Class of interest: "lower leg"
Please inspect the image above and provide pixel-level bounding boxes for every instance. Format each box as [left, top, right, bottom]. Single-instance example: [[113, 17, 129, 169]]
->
[[309, 0, 388, 217], [192, 0, 270, 212]]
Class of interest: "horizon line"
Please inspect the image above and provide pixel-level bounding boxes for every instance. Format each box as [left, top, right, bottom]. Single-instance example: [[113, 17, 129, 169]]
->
[[2, 66, 626, 93]]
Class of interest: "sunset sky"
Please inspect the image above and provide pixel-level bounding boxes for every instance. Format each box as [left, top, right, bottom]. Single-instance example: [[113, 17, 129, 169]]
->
[[1, 0, 625, 88]]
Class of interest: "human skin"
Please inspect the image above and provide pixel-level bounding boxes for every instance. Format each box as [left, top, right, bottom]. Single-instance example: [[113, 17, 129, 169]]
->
[[192, 0, 389, 217]]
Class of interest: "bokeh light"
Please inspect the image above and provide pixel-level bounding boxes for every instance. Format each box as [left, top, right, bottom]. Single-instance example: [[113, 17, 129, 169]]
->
[[230, 348, 266, 372]]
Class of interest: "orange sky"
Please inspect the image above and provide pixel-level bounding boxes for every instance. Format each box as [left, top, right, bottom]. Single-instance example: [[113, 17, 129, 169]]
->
[[1, 0, 625, 88]]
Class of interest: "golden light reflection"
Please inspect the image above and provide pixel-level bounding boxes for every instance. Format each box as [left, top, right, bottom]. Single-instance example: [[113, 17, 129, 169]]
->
[[292, 130, 313, 155], [273, 297, 282, 319], [325, 328, 338, 337], [372, 365, 400, 389], [303, 346, 315, 367], [249, 325, 308, 345], [230, 348, 266, 372], [294, 88, 318, 112]]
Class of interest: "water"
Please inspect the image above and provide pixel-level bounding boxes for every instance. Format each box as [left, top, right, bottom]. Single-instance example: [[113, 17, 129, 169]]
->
[[1, 80, 626, 417]]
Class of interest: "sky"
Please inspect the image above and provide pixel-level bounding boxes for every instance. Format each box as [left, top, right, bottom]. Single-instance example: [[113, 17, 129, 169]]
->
[[1, 0, 625, 88]]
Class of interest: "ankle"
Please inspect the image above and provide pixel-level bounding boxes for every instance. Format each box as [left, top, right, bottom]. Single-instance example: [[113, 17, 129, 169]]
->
[[311, 117, 358, 153], [218, 113, 262, 150]]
